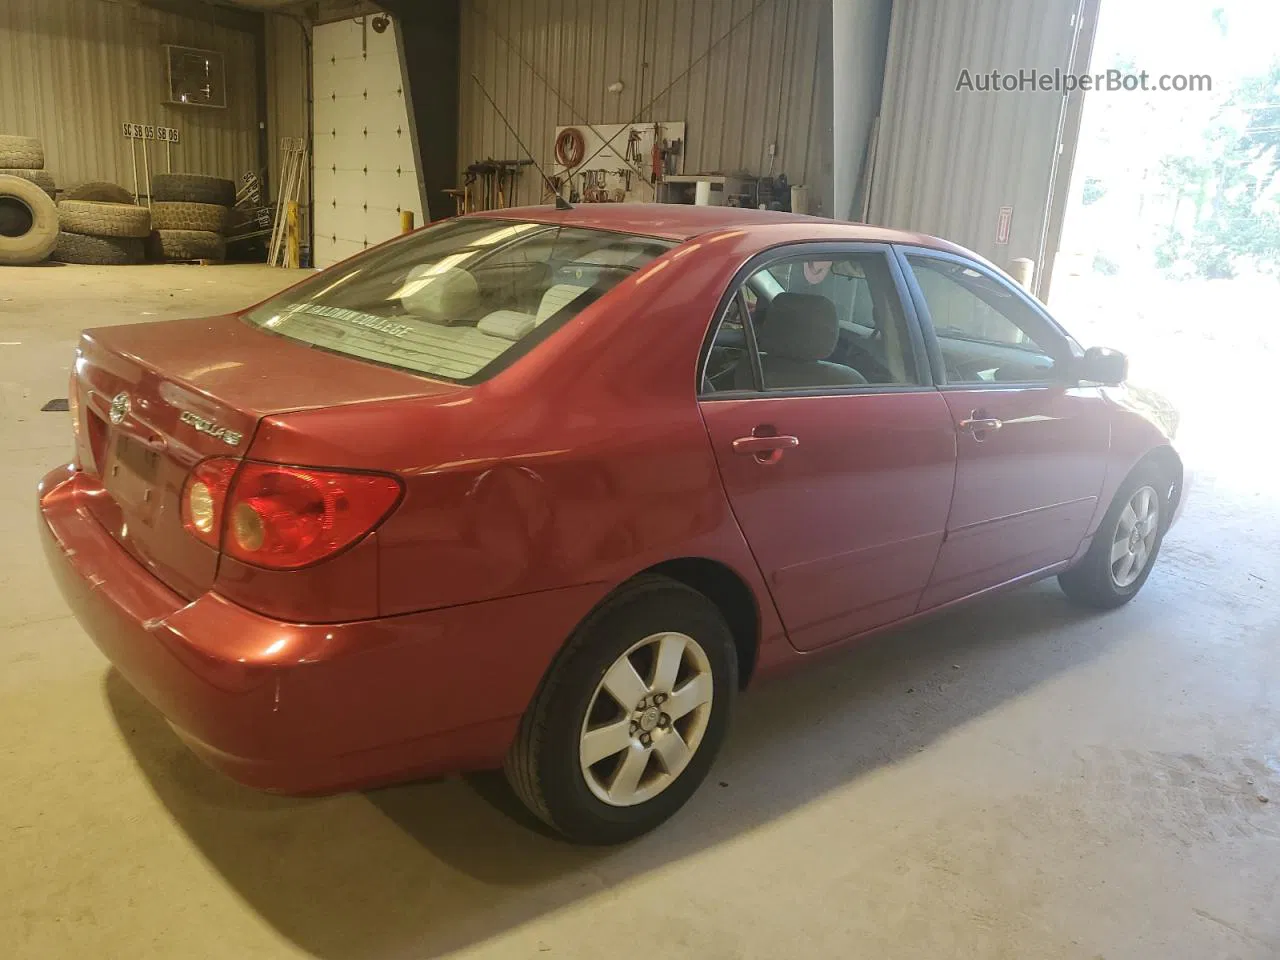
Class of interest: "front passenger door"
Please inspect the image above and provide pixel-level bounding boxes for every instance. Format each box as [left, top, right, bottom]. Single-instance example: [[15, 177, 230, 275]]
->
[[901, 251, 1110, 608]]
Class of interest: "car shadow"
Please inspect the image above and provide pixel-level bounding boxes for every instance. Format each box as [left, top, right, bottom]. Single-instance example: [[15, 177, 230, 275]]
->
[[105, 581, 1114, 959]]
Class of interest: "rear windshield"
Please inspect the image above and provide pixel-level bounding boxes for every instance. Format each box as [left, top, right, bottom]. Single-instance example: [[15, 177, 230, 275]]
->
[[243, 219, 674, 383]]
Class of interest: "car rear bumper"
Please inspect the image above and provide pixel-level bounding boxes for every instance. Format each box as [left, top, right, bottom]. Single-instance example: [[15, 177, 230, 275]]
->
[[38, 465, 607, 794]]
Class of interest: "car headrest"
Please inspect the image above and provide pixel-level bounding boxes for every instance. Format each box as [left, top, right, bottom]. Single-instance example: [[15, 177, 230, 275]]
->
[[477, 310, 536, 340], [399, 265, 479, 325], [756, 293, 839, 361]]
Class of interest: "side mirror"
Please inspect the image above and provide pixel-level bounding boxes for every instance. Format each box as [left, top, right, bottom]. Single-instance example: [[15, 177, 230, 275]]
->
[[1075, 346, 1128, 386]]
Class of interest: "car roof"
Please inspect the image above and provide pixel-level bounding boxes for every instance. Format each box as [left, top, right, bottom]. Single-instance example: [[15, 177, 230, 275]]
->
[[477, 203, 965, 252]]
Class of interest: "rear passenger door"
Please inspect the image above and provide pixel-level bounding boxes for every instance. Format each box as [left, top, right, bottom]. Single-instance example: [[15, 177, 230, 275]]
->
[[698, 244, 957, 652]]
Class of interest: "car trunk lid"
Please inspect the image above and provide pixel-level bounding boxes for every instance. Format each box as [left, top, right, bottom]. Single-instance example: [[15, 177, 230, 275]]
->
[[72, 314, 458, 599]]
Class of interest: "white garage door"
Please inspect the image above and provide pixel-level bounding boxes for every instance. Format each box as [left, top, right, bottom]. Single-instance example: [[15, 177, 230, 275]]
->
[[312, 16, 423, 269]]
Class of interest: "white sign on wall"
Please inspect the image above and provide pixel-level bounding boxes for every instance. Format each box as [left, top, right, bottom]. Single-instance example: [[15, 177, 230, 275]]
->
[[122, 123, 180, 142], [995, 205, 1014, 245]]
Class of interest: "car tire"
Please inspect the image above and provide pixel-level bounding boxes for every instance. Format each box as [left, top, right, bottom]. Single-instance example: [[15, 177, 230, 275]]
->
[[52, 231, 144, 266], [1059, 461, 1171, 609], [151, 173, 236, 207], [63, 181, 134, 204], [0, 134, 44, 169], [505, 574, 737, 844], [148, 228, 226, 262], [151, 201, 229, 233], [56, 200, 151, 239], [0, 168, 55, 198], [0, 174, 59, 265]]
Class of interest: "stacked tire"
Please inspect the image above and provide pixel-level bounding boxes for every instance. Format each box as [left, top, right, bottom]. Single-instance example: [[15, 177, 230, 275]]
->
[[0, 133, 55, 200], [63, 181, 135, 204], [53, 199, 151, 265], [148, 173, 234, 263], [0, 135, 58, 266]]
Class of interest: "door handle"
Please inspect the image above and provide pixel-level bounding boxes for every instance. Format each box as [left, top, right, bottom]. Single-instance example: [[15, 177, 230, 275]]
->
[[958, 412, 1003, 437], [732, 434, 799, 464]]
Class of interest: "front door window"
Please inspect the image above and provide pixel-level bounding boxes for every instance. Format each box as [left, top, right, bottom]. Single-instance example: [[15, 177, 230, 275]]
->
[[906, 256, 1058, 384]]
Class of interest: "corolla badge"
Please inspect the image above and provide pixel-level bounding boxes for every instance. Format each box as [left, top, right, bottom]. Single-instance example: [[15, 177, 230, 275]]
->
[[179, 410, 243, 447], [109, 392, 131, 425]]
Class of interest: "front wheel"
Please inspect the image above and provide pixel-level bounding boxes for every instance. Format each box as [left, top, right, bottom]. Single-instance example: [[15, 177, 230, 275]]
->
[[505, 575, 737, 844], [1059, 462, 1169, 608]]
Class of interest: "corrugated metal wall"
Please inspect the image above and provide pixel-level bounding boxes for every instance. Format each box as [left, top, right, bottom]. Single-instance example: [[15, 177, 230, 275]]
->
[[458, 0, 832, 211], [0, 0, 259, 194], [265, 11, 310, 237], [868, 0, 1086, 287], [831, 0, 891, 221]]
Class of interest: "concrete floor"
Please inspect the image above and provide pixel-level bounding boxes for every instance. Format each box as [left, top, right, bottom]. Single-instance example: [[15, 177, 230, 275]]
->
[[2, 264, 1277, 959]]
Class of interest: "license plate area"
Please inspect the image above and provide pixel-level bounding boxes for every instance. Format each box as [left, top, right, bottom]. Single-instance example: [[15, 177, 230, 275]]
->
[[106, 433, 160, 515]]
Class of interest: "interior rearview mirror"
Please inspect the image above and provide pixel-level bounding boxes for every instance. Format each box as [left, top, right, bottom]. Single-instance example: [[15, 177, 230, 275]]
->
[[1076, 346, 1128, 386]]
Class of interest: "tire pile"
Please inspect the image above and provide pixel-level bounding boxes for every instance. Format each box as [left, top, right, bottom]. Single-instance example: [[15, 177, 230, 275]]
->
[[0, 134, 59, 266], [1, 132, 241, 267], [54, 195, 151, 265], [148, 173, 235, 263]]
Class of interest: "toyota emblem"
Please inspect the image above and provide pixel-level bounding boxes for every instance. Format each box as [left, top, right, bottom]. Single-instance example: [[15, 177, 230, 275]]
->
[[109, 392, 131, 425]]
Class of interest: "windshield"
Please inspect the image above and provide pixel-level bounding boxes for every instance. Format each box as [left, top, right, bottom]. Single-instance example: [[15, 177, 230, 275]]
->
[[244, 219, 675, 383]]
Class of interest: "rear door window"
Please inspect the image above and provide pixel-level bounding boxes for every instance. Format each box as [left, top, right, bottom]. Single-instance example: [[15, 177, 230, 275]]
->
[[244, 219, 674, 383], [703, 248, 924, 392]]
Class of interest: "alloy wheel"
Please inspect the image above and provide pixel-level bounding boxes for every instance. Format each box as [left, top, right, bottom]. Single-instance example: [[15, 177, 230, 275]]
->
[[1110, 484, 1160, 588], [578, 631, 714, 807]]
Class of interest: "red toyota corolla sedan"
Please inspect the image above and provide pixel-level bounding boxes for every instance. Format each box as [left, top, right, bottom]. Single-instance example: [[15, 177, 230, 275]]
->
[[39, 205, 1185, 843]]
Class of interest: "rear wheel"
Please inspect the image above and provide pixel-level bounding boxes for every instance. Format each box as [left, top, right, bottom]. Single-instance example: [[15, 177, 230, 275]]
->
[[1059, 462, 1169, 608], [505, 575, 737, 844]]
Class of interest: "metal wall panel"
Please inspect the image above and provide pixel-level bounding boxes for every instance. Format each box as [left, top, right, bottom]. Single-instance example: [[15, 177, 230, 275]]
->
[[868, 0, 1087, 286], [832, 0, 891, 221], [0, 0, 260, 196], [265, 11, 310, 243], [266, 12, 309, 199], [458, 0, 832, 212]]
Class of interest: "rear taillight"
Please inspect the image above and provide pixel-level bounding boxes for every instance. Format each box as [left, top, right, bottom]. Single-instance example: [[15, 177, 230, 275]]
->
[[182, 459, 402, 569], [181, 458, 239, 547]]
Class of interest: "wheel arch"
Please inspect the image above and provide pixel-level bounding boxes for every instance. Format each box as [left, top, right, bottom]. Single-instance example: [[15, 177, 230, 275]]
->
[[1134, 443, 1184, 528], [641, 557, 760, 689]]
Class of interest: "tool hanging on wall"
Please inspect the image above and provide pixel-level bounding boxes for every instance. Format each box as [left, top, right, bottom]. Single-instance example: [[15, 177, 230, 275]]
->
[[464, 159, 534, 211], [554, 127, 586, 168], [651, 123, 663, 184], [626, 129, 643, 168]]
